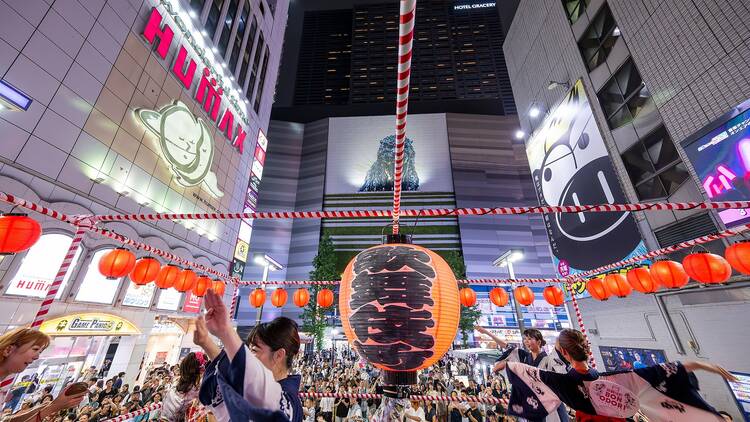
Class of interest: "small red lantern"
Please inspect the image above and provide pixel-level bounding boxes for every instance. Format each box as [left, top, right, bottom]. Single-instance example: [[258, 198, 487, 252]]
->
[[587, 278, 610, 301], [98, 248, 136, 279], [543, 286, 564, 306], [250, 288, 266, 308], [514, 285, 535, 306], [154, 265, 180, 289], [129, 257, 161, 285], [0, 214, 42, 255], [626, 267, 659, 293], [211, 280, 226, 296], [192, 276, 212, 297], [603, 273, 632, 298], [459, 287, 477, 307], [726, 241, 750, 275], [682, 252, 732, 284], [173, 269, 197, 292], [489, 288, 509, 307], [293, 288, 310, 307], [317, 288, 334, 308], [271, 288, 288, 307], [650, 260, 689, 289]]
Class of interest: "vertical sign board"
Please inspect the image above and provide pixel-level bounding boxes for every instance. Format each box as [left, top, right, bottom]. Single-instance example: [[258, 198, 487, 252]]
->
[[727, 372, 750, 421], [524, 80, 647, 297]]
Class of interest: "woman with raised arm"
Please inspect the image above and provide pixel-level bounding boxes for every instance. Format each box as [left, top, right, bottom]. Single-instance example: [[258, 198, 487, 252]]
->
[[196, 289, 303, 422]]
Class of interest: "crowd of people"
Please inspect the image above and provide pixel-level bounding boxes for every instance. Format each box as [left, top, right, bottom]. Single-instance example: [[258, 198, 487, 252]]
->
[[0, 290, 739, 421]]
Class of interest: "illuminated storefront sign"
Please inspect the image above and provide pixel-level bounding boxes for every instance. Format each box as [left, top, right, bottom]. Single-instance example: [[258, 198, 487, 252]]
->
[[136, 101, 224, 198], [182, 291, 202, 313], [143, 7, 248, 153], [5, 234, 82, 299], [40, 313, 140, 336], [454, 2, 496, 10]]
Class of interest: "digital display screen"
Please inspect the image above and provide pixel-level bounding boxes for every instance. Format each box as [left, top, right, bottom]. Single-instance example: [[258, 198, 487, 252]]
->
[[683, 104, 750, 227], [599, 346, 667, 372], [727, 372, 750, 421]]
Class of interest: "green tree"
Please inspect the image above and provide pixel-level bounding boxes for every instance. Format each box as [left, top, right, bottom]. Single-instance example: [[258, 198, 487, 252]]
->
[[302, 233, 339, 350], [443, 251, 482, 348]]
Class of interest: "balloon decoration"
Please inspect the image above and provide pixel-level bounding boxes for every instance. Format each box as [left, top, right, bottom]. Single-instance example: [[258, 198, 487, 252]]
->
[[98, 248, 136, 279], [173, 269, 197, 293], [725, 241, 750, 275], [543, 285, 564, 306], [192, 275, 212, 297], [0, 214, 42, 255], [682, 252, 731, 284], [338, 243, 459, 383], [459, 287, 477, 307], [293, 288, 310, 307], [489, 287, 509, 307], [650, 260, 689, 289], [626, 267, 659, 294], [211, 280, 226, 296], [271, 288, 288, 307], [249, 288, 266, 308], [603, 273, 632, 298], [587, 278, 610, 301], [317, 288, 334, 308], [129, 257, 161, 285], [513, 285, 534, 306], [154, 265, 180, 289]]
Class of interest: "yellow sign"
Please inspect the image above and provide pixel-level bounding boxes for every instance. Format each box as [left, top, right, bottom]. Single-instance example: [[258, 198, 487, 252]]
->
[[234, 240, 249, 262], [40, 313, 140, 337]]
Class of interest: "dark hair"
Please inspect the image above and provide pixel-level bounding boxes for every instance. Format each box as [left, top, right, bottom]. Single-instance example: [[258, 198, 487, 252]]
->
[[557, 329, 590, 362], [719, 411, 733, 420], [175, 352, 201, 393], [522, 329, 546, 347], [247, 317, 300, 368]]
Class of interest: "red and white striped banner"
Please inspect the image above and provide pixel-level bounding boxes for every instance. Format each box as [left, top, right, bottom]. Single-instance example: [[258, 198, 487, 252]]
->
[[0, 192, 74, 223], [85, 200, 750, 223], [299, 391, 508, 405], [101, 402, 162, 421], [392, 0, 416, 234]]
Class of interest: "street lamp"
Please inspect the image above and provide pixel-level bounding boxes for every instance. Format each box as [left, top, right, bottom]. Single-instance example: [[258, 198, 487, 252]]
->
[[492, 249, 526, 339], [253, 253, 283, 324]]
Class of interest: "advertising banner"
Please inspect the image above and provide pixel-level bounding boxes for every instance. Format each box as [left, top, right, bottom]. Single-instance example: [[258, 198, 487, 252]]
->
[[726, 371, 750, 421], [39, 313, 141, 336], [599, 346, 667, 371], [682, 101, 750, 228], [525, 80, 647, 287]]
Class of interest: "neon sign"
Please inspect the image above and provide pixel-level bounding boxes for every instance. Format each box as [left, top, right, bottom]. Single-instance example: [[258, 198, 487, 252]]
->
[[454, 2, 496, 10], [143, 7, 248, 153], [136, 101, 224, 198]]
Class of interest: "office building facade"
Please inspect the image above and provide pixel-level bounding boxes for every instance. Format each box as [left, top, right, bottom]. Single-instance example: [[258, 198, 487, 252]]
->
[[504, 1, 750, 418]]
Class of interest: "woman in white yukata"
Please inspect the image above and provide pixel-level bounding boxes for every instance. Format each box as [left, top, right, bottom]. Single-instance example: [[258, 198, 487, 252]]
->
[[195, 290, 303, 422]]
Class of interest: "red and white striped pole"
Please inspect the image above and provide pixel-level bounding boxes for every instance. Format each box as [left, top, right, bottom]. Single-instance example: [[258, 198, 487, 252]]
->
[[564, 283, 596, 369], [1, 225, 88, 403], [230, 285, 239, 319], [392, 0, 416, 234]]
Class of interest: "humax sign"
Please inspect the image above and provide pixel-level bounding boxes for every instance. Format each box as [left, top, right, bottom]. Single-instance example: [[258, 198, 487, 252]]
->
[[142, 7, 249, 154]]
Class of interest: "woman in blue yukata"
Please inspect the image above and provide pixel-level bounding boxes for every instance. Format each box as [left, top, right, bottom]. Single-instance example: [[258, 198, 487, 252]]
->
[[194, 289, 303, 422]]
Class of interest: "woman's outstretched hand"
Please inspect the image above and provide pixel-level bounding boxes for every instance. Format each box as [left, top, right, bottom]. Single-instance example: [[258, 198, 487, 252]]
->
[[203, 288, 243, 361], [683, 361, 738, 382]]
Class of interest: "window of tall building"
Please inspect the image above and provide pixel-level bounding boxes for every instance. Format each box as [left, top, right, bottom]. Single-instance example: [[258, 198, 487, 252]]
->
[[578, 5, 620, 71], [230, 2, 251, 72], [219, 0, 239, 57], [597, 59, 655, 129], [206, 0, 225, 36], [190, 0, 205, 15], [562, 0, 590, 24], [621, 126, 689, 200], [246, 33, 265, 100], [253, 47, 270, 113], [240, 16, 259, 85]]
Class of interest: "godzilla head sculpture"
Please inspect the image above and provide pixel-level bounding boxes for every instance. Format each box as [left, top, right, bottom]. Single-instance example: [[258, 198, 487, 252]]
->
[[359, 135, 420, 192]]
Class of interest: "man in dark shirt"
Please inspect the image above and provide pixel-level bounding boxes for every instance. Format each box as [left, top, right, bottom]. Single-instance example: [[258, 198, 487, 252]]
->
[[467, 402, 483, 422]]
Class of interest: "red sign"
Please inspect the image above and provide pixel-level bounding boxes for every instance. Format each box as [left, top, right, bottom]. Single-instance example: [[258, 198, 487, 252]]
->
[[143, 8, 248, 153], [254, 145, 266, 166], [182, 291, 203, 313]]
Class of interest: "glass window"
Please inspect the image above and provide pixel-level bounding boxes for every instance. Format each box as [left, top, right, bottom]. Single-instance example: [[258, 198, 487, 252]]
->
[[156, 288, 182, 310], [4, 234, 82, 299], [253, 47, 270, 113], [597, 60, 655, 130], [562, 0, 590, 24], [240, 16, 258, 85], [229, 2, 251, 71], [219, 0, 239, 58], [74, 250, 123, 304], [122, 282, 156, 308], [246, 32, 265, 100], [578, 5, 620, 71], [190, 0, 205, 15], [621, 126, 689, 200], [205, 0, 225, 36]]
